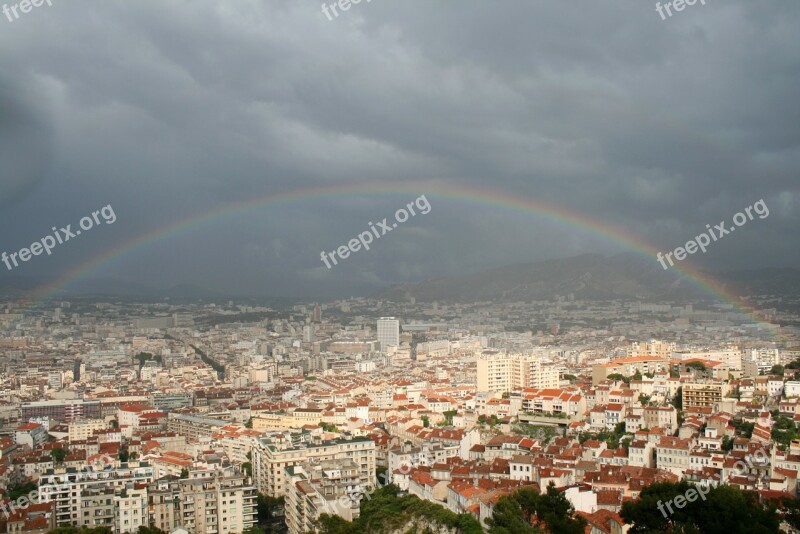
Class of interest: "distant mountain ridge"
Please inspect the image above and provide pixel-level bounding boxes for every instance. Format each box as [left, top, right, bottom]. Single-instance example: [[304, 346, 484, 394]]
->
[[1, 254, 798, 302], [378, 253, 800, 302]]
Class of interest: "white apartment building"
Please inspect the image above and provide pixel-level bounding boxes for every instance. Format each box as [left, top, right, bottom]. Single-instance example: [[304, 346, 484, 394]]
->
[[284, 459, 366, 534], [146, 470, 257, 534], [39, 462, 156, 527], [520, 389, 586, 420], [671, 348, 742, 370], [628, 340, 677, 359], [477, 352, 559, 393], [253, 435, 376, 498], [642, 406, 678, 433], [115, 485, 148, 534], [15, 423, 48, 449], [656, 437, 692, 476], [68, 419, 108, 442]]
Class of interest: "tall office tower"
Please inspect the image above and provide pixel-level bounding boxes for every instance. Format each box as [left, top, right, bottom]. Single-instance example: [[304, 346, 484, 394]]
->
[[377, 317, 400, 352], [313, 304, 322, 323]]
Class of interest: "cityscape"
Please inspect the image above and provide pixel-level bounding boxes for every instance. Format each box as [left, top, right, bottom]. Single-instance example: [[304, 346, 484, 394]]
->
[[2, 1, 799, 534]]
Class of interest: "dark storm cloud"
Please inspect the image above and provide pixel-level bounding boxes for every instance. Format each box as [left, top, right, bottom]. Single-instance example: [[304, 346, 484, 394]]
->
[[0, 0, 797, 297], [0, 76, 54, 207]]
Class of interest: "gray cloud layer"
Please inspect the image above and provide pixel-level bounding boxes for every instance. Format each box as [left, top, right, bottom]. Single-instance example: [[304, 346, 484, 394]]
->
[[0, 0, 798, 297]]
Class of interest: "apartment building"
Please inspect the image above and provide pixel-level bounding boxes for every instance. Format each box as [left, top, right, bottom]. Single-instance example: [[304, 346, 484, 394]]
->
[[671, 348, 742, 370], [76, 487, 116, 531], [151, 391, 193, 411], [166, 413, 228, 441], [174, 472, 257, 534], [21, 399, 102, 423], [15, 423, 48, 449], [68, 419, 108, 442], [284, 459, 367, 534], [253, 435, 376, 498], [682, 382, 729, 409], [115, 485, 148, 533], [628, 340, 676, 359], [38, 462, 155, 527], [477, 352, 513, 392], [642, 406, 678, 433], [656, 437, 692, 476], [477, 352, 559, 393], [592, 357, 668, 385], [520, 389, 586, 420]]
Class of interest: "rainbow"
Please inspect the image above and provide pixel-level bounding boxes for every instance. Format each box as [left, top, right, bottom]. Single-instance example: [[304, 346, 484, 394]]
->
[[14, 180, 783, 341]]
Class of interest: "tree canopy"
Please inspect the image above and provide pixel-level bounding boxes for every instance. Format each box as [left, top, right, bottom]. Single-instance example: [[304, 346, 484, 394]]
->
[[487, 484, 585, 534], [620, 481, 779, 533]]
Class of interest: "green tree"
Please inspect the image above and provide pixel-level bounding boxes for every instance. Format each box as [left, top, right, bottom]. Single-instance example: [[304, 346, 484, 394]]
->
[[772, 416, 799, 447], [242, 462, 253, 477], [180, 468, 189, 479], [672, 387, 683, 410], [256, 493, 285, 531], [770, 364, 785, 376], [319, 422, 338, 432], [50, 447, 67, 464], [786, 359, 800, 370], [686, 361, 707, 372], [722, 435, 734, 451], [421, 415, 430, 428], [621, 481, 780, 533], [8, 481, 37, 500], [442, 410, 457, 426], [487, 484, 585, 534], [137, 527, 167, 534]]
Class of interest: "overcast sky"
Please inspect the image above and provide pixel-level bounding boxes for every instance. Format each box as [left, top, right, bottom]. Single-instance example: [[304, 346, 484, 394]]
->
[[1, 0, 798, 298]]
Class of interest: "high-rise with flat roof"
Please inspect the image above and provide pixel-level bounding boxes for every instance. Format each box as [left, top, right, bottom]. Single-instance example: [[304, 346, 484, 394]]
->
[[377, 317, 399, 352]]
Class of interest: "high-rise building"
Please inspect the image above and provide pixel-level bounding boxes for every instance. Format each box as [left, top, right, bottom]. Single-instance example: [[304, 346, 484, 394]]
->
[[303, 324, 315, 343], [476, 352, 560, 393], [38, 462, 155, 526], [377, 317, 400, 352], [284, 459, 366, 534], [149, 471, 257, 534]]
